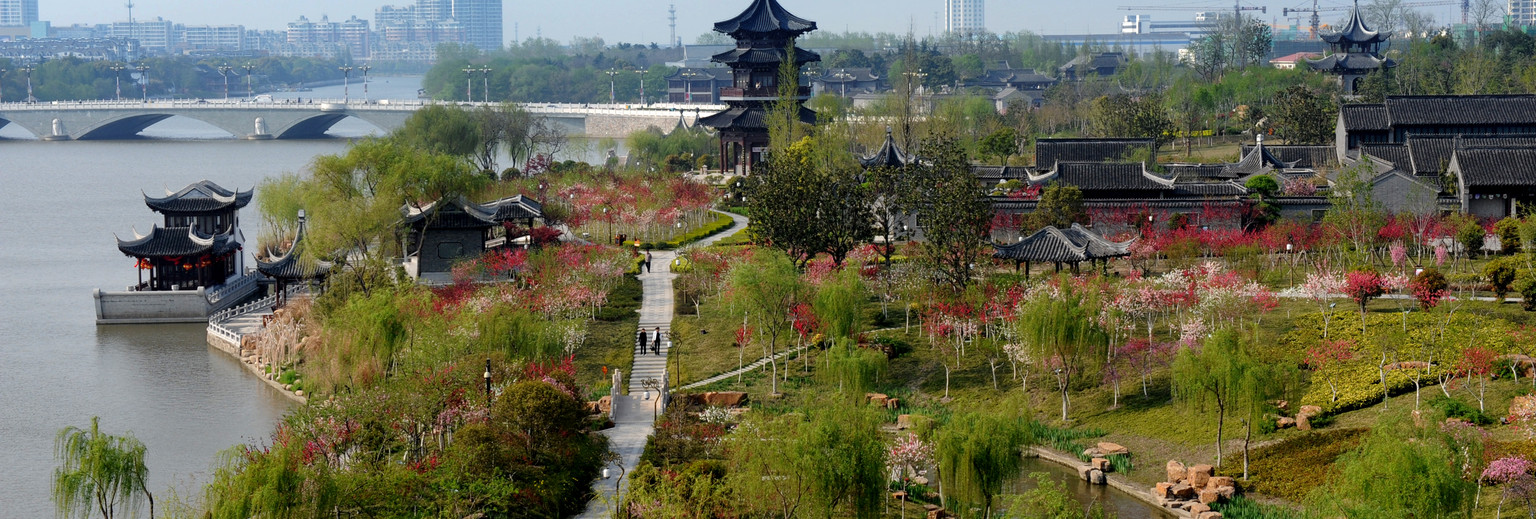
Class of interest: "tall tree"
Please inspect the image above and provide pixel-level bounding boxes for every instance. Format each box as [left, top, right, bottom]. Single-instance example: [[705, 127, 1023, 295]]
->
[[53, 417, 154, 519], [1171, 330, 1264, 468], [935, 413, 1031, 517], [1090, 93, 1174, 150], [1271, 84, 1339, 145], [1026, 183, 1086, 230], [727, 250, 805, 395], [907, 138, 993, 292], [1018, 283, 1108, 422]]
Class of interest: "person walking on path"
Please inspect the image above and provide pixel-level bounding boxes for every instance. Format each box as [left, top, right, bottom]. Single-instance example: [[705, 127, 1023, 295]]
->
[[637, 328, 648, 354], [652, 327, 663, 355], [644, 251, 653, 273]]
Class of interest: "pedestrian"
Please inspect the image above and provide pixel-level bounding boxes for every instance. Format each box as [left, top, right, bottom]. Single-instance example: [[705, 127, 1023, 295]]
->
[[653, 326, 663, 355], [645, 251, 653, 273], [636, 328, 647, 354]]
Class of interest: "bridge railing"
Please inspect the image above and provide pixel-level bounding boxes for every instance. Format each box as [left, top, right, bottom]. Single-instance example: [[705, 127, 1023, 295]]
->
[[0, 99, 727, 115]]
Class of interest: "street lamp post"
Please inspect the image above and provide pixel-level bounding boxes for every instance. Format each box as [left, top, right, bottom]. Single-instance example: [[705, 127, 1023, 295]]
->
[[462, 66, 475, 102], [110, 63, 124, 101], [20, 63, 35, 104], [338, 66, 353, 103], [0, 68, 6, 103], [634, 69, 646, 105], [359, 64, 370, 102], [217, 64, 232, 101], [479, 66, 491, 102], [606, 69, 619, 104], [241, 64, 255, 99], [483, 358, 492, 407], [135, 63, 149, 102]]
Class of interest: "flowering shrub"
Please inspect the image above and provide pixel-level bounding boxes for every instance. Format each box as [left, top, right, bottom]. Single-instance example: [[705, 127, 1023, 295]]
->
[[1410, 268, 1449, 310], [1484, 457, 1533, 484], [1344, 270, 1385, 312]]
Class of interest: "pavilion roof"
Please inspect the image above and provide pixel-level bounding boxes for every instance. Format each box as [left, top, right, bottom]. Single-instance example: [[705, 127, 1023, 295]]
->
[[402, 196, 501, 229], [143, 180, 252, 214], [1223, 138, 1300, 177], [117, 226, 240, 258], [1321, 0, 1391, 45], [1240, 144, 1339, 169], [257, 213, 331, 281], [710, 46, 821, 67], [860, 129, 917, 169], [1305, 53, 1393, 72], [488, 194, 544, 221], [1031, 162, 1173, 192], [713, 0, 817, 38], [698, 105, 816, 131], [992, 224, 1134, 263]]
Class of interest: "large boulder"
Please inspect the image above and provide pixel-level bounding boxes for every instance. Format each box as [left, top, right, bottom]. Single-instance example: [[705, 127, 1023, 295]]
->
[[1299, 405, 1323, 416], [1187, 465, 1214, 489], [597, 395, 613, 415], [1215, 485, 1237, 500], [1207, 476, 1234, 490], [1079, 465, 1095, 481], [1198, 512, 1225, 519], [1088, 469, 1106, 485], [866, 393, 889, 406], [1096, 441, 1130, 455], [1276, 416, 1296, 429], [896, 414, 914, 430], [1166, 460, 1187, 484], [1188, 503, 1211, 515], [1198, 489, 1221, 505], [702, 391, 748, 407], [1512, 395, 1536, 418], [1171, 483, 1197, 499], [1154, 482, 1173, 498], [1296, 413, 1312, 431], [1091, 457, 1112, 472]]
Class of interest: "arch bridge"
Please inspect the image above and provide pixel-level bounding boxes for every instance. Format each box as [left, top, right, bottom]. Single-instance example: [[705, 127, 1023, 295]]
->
[[0, 100, 717, 140]]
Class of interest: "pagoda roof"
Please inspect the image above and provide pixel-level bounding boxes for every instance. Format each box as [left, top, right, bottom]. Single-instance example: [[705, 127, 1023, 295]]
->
[[117, 225, 240, 258], [1223, 138, 1301, 177], [1239, 144, 1340, 169], [1034, 138, 1155, 169], [488, 194, 544, 221], [710, 45, 821, 67], [713, 0, 817, 38], [992, 224, 1134, 263], [402, 196, 501, 229], [1304, 52, 1393, 72], [698, 105, 817, 131], [143, 180, 253, 214], [256, 214, 331, 281], [1451, 147, 1536, 188], [663, 67, 734, 81], [1321, 0, 1391, 45], [1031, 162, 1173, 192], [860, 130, 917, 169], [816, 67, 880, 84]]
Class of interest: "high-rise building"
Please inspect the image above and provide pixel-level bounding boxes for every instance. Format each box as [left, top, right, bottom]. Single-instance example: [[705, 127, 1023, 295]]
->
[[945, 0, 984, 34], [111, 18, 175, 50], [0, 0, 39, 27], [454, 0, 503, 51], [1514, 0, 1536, 25], [416, 0, 454, 24], [182, 25, 247, 51]]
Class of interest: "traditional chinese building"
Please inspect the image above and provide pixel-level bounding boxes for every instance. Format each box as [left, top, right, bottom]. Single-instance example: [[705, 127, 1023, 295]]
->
[[1305, 0, 1393, 95], [117, 180, 250, 291], [256, 210, 331, 308], [698, 0, 820, 174], [401, 195, 544, 281]]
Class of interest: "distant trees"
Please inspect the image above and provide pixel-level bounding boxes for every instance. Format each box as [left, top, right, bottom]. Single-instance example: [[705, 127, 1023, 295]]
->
[[391, 104, 565, 177], [1025, 183, 1086, 230], [1090, 93, 1174, 150], [744, 135, 874, 266], [1271, 85, 1339, 145], [1186, 15, 1274, 79]]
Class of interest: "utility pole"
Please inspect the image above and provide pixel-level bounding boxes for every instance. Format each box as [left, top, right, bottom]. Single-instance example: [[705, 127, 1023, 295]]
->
[[0, 68, 6, 103], [669, 4, 678, 47], [339, 65, 353, 103], [463, 66, 475, 101], [217, 64, 232, 101], [242, 64, 255, 99], [20, 63, 35, 103], [110, 63, 125, 101], [359, 64, 370, 102]]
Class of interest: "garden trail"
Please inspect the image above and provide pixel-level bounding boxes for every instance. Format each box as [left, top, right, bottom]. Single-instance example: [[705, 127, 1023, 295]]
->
[[576, 209, 746, 518]]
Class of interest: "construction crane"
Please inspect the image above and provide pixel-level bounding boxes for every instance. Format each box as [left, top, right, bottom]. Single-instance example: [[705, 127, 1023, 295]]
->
[[1118, 2, 1269, 28], [1285, 0, 1462, 39]]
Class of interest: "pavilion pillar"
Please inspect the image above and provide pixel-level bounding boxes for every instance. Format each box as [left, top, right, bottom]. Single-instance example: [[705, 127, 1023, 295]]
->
[[1025, 261, 1030, 280]]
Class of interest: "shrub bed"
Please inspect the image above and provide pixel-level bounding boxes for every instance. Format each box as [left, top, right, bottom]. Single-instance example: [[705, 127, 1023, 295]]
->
[[1228, 428, 1368, 502]]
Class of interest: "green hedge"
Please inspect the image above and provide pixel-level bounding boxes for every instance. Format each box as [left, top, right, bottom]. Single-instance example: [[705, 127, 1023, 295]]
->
[[644, 213, 736, 251]]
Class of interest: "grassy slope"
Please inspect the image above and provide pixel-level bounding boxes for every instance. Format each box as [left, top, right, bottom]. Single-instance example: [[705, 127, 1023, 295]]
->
[[574, 275, 642, 398]]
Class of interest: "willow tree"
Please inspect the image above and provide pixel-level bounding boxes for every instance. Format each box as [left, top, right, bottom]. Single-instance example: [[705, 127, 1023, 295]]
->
[[53, 417, 153, 519], [936, 412, 1032, 518], [727, 249, 805, 395], [1018, 284, 1108, 422], [1171, 330, 1264, 468]]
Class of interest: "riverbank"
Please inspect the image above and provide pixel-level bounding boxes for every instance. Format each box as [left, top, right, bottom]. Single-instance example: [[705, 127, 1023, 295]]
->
[[1029, 446, 1183, 518], [206, 325, 307, 405]]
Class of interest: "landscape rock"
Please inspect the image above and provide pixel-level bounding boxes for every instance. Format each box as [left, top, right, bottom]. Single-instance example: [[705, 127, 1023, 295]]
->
[[1096, 441, 1130, 455], [896, 414, 914, 430], [913, 476, 929, 486], [1512, 395, 1536, 418], [1198, 512, 1224, 519], [1299, 405, 1323, 416], [1198, 489, 1221, 505], [1188, 503, 1211, 515], [1091, 457, 1111, 472], [866, 393, 889, 407], [1187, 464, 1214, 489], [1296, 413, 1312, 431], [1215, 485, 1237, 500], [885, 397, 901, 409], [1166, 460, 1187, 484], [598, 395, 613, 415], [1079, 465, 1094, 481], [701, 391, 748, 407], [1171, 483, 1196, 499], [1276, 417, 1296, 429], [1154, 482, 1172, 498], [1088, 469, 1106, 485], [1207, 476, 1234, 490], [1272, 400, 1289, 411]]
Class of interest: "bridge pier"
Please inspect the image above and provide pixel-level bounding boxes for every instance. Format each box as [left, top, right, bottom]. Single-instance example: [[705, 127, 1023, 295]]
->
[[40, 118, 70, 141], [244, 117, 272, 140]]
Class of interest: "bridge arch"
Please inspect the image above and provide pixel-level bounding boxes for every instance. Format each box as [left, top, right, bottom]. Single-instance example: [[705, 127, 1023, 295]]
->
[[76, 113, 179, 140]]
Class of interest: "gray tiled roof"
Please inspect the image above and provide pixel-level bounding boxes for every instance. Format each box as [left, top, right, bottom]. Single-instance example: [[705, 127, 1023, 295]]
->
[[117, 226, 241, 258], [713, 0, 816, 37], [1341, 104, 1389, 131], [1452, 147, 1536, 187], [1034, 138, 1155, 168], [1385, 95, 1536, 126], [1035, 162, 1172, 192], [1361, 143, 1411, 172], [257, 217, 331, 281], [143, 180, 253, 214], [1240, 145, 1339, 169], [993, 224, 1133, 263]]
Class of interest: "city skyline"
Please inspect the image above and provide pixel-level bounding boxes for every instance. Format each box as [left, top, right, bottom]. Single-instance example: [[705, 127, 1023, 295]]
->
[[25, 0, 1410, 45]]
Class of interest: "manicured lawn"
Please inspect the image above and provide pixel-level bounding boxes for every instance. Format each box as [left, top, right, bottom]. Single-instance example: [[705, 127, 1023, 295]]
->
[[575, 275, 642, 398]]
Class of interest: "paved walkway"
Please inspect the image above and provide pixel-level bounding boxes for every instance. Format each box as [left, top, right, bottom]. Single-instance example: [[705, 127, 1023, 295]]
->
[[576, 210, 745, 518]]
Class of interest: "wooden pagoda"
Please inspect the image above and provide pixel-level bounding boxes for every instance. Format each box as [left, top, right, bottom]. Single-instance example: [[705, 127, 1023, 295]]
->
[[698, 0, 820, 174], [1305, 0, 1394, 95]]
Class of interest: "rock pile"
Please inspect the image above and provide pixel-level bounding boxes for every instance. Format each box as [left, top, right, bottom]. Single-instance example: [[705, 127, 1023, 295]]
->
[[866, 392, 901, 409], [1152, 460, 1234, 518], [1273, 404, 1323, 431], [1073, 442, 1128, 486]]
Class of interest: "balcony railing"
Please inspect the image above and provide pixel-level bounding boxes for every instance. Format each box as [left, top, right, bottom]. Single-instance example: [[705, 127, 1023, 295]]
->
[[719, 86, 811, 99]]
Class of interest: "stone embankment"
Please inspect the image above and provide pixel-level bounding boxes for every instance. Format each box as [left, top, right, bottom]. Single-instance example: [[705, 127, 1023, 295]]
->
[[1152, 460, 1235, 519]]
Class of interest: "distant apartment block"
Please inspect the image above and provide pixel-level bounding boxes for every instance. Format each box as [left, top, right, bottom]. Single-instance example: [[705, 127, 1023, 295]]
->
[[946, 0, 984, 34], [110, 18, 174, 51], [1514, 0, 1536, 25], [285, 15, 370, 58], [454, 0, 503, 51], [181, 25, 246, 51], [0, 0, 38, 27]]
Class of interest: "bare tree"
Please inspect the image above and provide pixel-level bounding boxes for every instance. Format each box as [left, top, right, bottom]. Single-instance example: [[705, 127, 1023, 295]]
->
[[1470, 0, 1507, 42]]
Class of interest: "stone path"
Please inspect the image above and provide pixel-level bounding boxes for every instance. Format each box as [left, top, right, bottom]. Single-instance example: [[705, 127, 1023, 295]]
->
[[576, 210, 745, 518]]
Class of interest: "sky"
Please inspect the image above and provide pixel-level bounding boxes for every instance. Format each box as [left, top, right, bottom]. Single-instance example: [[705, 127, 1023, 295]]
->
[[37, 0, 1467, 43]]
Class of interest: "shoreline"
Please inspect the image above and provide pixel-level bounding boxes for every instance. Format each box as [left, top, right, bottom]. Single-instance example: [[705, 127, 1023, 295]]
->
[[1027, 445, 1188, 518], [206, 329, 308, 404]]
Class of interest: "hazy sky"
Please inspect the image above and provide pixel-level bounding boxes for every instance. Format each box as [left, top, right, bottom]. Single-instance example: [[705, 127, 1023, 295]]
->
[[39, 0, 1465, 43]]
